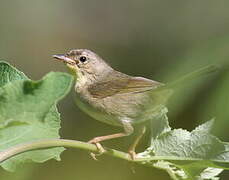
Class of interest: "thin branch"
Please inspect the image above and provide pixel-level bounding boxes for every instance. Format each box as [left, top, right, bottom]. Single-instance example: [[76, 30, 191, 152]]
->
[[0, 138, 228, 180], [0, 139, 132, 163], [1, 138, 226, 166]]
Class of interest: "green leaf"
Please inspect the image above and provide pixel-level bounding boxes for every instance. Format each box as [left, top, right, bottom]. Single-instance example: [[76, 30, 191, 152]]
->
[[0, 61, 28, 87], [138, 110, 229, 179], [153, 161, 187, 180], [0, 62, 73, 171], [198, 168, 223, 180]]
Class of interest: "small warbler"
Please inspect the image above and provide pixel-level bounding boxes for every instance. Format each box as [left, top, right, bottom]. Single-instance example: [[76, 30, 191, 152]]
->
[[53, 49, 216, 159]]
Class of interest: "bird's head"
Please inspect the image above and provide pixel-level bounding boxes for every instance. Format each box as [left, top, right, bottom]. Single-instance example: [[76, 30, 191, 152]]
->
[[53, 49, 113, 83]]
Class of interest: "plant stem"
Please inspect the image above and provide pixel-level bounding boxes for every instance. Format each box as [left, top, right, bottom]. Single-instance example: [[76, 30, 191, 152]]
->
[[1, 138, 226, 180], [1, 138, 226, 165], [0, 139, 131, 163], [0, 138, 218, 164]]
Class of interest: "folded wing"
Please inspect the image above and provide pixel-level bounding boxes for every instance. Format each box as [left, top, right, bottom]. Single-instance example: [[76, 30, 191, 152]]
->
[[88, 71, 163, 98]]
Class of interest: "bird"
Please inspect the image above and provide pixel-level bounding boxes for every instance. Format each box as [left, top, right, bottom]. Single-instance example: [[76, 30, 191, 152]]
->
[[53, 49, 205, 159]]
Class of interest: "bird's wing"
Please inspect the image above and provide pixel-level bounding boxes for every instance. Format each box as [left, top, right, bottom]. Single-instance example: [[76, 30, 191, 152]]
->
[[88, 75, 163, 98]]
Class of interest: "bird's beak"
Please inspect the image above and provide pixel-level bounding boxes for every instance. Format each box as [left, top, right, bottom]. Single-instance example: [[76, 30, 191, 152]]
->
[[52, 54, 79, 65]]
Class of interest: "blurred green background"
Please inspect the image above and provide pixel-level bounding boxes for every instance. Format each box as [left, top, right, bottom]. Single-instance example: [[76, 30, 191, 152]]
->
[[0, 0, 229, 179]]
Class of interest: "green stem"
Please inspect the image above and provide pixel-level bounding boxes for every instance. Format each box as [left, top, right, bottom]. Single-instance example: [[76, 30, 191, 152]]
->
[[0, 138, 221, 164], [1, 138, 226, 165], [0, 139, 131, 163], [1, 138, 225, 180]]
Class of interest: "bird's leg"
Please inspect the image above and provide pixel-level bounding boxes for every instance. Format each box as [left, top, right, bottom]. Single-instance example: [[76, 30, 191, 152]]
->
[[128, 125, 146, 160], [88, 121, 134, 159]]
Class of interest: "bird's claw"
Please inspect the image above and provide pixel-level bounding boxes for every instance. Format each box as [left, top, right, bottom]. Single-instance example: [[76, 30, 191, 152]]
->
[[88, 140, 106, 160], [128, 150, 136, 160]]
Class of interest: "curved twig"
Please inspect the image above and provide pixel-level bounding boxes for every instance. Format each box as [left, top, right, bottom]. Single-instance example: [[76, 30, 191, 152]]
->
[[0, 139, 132, 163]]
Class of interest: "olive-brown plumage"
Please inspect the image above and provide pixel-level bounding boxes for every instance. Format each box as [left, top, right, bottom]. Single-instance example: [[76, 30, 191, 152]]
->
[[53, 49, 166, 159]]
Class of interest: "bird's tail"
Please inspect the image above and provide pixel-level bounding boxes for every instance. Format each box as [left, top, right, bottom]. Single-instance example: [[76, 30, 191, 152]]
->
[[150, 64, 219, 108], [159, 64, 219, 90]]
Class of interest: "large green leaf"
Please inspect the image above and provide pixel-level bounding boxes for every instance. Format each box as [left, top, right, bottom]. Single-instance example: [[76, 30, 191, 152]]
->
[[0, 62, 73, 171], [138, 108, 229, 180]]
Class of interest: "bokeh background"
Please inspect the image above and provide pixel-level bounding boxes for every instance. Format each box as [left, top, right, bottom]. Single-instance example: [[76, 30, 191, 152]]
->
[[0, 0, 229, 179]]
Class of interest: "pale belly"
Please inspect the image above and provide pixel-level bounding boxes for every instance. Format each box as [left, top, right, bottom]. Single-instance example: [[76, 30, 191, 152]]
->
[[74, 93, 122, 126], [73, 91, 159, 127]]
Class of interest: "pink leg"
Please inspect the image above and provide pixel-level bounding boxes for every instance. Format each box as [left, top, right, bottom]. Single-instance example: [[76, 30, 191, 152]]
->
[[88, 121, 134, 159], [128, 126, 146, 159]]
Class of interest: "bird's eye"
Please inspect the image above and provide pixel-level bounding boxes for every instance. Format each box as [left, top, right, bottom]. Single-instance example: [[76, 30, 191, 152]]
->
[[79, 56, 87, 63]]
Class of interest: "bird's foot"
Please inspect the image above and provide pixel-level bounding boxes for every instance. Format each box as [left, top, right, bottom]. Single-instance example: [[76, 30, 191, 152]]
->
[[128, 150, 137, 160], [88, 139, 106, 160]]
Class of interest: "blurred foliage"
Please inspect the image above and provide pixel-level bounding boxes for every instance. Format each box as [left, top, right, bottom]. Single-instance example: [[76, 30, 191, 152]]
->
[[0, 0, 229, 179]]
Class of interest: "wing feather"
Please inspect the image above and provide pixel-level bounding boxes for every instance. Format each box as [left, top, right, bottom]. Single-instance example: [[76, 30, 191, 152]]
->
[[88, 73, 163, 98]]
